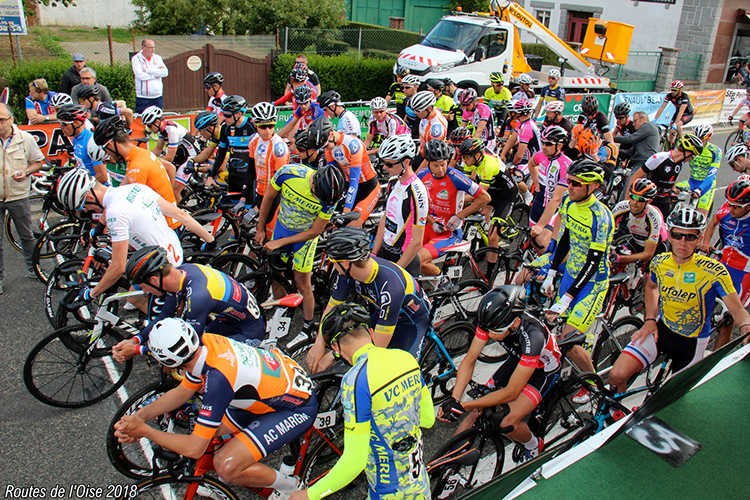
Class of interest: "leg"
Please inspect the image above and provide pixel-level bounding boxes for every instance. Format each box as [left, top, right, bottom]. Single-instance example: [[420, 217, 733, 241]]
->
[[294, 270, 314, 322], [7, 198, 36, 272], [0, 201, 5, 282], [560, 323, 596, 373], [609, 333, 658, 393], [213, 437, 278, 487], [418, 246, 439, 276], [502, 394, 537, 445]]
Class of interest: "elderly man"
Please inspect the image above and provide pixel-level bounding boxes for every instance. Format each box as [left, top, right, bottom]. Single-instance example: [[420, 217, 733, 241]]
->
[[25, 79, 57, 125], [71, 67, 112, 105], [614, 110, 660, 201], [131, 39, 168, 113], [0, 104, 45, 294], [59, 53, 86, 95]]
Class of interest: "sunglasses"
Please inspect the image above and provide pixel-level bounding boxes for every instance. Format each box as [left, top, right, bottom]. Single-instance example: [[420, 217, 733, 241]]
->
[[669, 231, 700, 242], [728, 202, 749, 209], [383, 161, 402, 168], [221, 112, 235, 118], [616, 115, 628, 120], [257, 124, 275, 130], [205, 84, 213, 89], [630, 194, 647, 202], [59, 120, 74, 126], [542, 141, 557, 147], [567, 178, 588, 187]]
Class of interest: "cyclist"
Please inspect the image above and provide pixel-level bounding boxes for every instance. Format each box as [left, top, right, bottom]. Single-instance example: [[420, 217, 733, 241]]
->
[[283, 57, 321, 97], [113, 245, 266, 360], [57, 104, 109, 184], [55, 168, 215, 302], [727, 89, 750, 130], [400, 74, 421, 139], [204, 96, 258, 198], [275, 66, 318, 109], [675, 123, 721, 216], [363, 96, 409, 155], [528, 126, 571, 245], [141, 106, 201, 202], [373, 134, 429, 276], [307, 228, 431, 372], [114, 318, 317, 497], [293, 120, 329, 171], [576, 93, 613, 143], [293, 303, 433, 500], [459, 137, 517, 221], [279, 86, 325, 142], [484, 71, 512, 132], [654, 80, 694, 140], [541, 159, 613, 403], [417, 139, 490, 276], [438, 285, 561, 463], [701, 178, 750, 350], [610, 178, 665, 266], [609, 207, 750, 394], [447, 126, 472, 169], [318, 90, 361, 138], [533, 68, 565, 119], [386, 65, 409, 107], [427, 78, 454, 116], [612, 102, 636, 138], [573, 125, 618, 181], [411, 90, 448, 170], [500, 98, 540, 204], [203, 72, 227, 114], [187, 110, 221, 175], [629, 133, 703, 220], [511, 74, 535, 101], [460, 87, 496, 152], [254, 163, 346, 346], [727, 144, 750, 174], [77, 84, 133, 128]]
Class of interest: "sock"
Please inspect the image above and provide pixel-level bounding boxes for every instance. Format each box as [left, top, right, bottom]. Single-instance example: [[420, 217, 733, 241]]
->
[[270, 469, 297, 492], [523, 436, 539, 451]]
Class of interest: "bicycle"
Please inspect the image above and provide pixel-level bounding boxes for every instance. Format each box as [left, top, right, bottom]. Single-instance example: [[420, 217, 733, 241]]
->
[[658, 123, 677, 152], [725, 117, 749, 151]]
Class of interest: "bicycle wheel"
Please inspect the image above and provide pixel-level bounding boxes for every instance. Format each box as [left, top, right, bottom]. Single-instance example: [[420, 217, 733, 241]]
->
[[115, 475, 239, 500], [4, 193, 63, 253], [591, 316, 643, 376], [428, 427, 506, 500], [432, 280, 489, 330], [420, 323, 474, 405], [107, 381, 198, 479], [188, 207, 241, 250], [23, 324, 133, 408], [725, 129, 744, 152], [32, 221, 85, 284]]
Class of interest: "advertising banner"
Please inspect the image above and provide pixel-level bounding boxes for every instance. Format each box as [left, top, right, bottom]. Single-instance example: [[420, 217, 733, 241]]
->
[[609, 92, 667, 130], [0, 0, 26, 35], [720, 88, 748, 122], [685, 90, 725, 127]]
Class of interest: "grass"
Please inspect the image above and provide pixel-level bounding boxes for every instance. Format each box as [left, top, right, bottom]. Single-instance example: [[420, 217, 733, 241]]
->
[[46, 26, 140, 44]]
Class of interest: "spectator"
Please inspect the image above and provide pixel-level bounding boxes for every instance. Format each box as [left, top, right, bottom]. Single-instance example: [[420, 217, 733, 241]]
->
[[59, 53, 86, 95], [25, 79, 57, 125], [0, 103, 45, 294], [742, 62, 750, 90], [728, 61, 744, 85], [284, 55, 321, 96], [614, 111, 660, 200], [71, 67, 112, 105], [131, 39, 168, 113]]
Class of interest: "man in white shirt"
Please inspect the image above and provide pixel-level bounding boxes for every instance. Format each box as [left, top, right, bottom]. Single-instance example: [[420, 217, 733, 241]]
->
[[131, 39, 169, 113]]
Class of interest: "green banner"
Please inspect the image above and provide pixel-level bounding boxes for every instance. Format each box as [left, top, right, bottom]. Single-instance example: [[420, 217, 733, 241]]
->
[[277, 107, 372, 138]]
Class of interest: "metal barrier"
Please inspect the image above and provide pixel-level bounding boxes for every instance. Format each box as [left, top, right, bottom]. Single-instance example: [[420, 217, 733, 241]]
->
[[282, 27, 420, 59], [674, 52, 702, 82], [611, 51, 661, 92]]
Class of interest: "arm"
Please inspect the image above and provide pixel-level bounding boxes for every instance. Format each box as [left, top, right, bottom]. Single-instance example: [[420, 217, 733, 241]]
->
[[157, 198, 214, 243], [161, 159, 176, 187], [273, 91, 294, 107], [627, 167, 647, 194], [152, 138, 167, 158], [602, 130, 614, 144], [397, 224, 425, 270], [723, 291, 750, 336], [535, 185, 566, 229], [372, 213, 386, 255], [513, 142, 528, 166], [458, 187, 490, 217], [654, 101, 667, 120], [462, 364, 536, 410], [266, 215, 329, 251], [148, 56, 169, 78], [91, 239, 129, 297], [500, 131, 518, 162], [632, 274, 659, 343], [700, 215, 719, 252], [306, 424, 371, 499], [279, 115, 300, 139], [620, 240, 658, 265], [614, 123, 654, 146], [26, 106, 45, 125], [131, 55, 156, 82], [93, 163, 109, 185], [193, 141, 217, 164], [528, 156, 539, 190], [472, 119, 488, 140], [114, 100, 134, 128], [450, 335, 485, 401]]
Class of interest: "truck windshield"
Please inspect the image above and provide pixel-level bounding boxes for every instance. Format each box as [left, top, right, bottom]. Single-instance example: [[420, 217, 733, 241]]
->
[[422, 20, 484, 52]]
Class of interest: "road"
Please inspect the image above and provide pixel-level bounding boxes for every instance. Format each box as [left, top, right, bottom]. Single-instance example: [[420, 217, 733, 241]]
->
[[0, 128, 740, 499]]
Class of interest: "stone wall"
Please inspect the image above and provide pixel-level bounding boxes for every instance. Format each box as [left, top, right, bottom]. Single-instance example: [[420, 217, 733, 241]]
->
[[674, 0, 722, 83]]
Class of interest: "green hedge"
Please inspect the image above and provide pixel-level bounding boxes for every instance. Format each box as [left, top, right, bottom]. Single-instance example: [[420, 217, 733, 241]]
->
[[345, 22, 421, 54], [521, 43, 574, 70], [271, 53, 394, 102], [1, 59, 136, 118]]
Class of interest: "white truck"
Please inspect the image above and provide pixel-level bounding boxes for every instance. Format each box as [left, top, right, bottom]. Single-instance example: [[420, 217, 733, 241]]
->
[[396, 1, 617, 92]]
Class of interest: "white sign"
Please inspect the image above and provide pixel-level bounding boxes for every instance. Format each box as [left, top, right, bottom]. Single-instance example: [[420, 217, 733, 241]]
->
[[720, 88, 748, 122], [186, 55, 202, 72], [0, 0, 26, 35]]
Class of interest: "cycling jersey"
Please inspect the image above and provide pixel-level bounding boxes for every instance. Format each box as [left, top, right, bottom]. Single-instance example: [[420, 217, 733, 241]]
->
[[382, 173, 429, 255], [25, 92, 56, 122], [418, 166, 481, 228], [687, 142, 721, 192], [539, 84, 565, 105], [530, 151, 571, 224], [515, 118, 542, 165], [462, 102, 496, 143], [419, 110, 448, 153], [715, 202, 750, 272], [325, 134, 377, 210], [511, 88, 535, 101], [307, 344, 432, 500], [329, 257, 430, 354], [272, 163, 336, 232], [157, 120, 188, 150], [435, 94, 454, 115], [102, 183, 183, 264], [292, 101, 326, 131], [211, 117, 257, 194], [367, 112, 409, 140], [463, 151, 518, 215], [242, 133, 289, 200], [484, 86, 512, 111], [542, 118, 575, 158], [388, 82, 406, 105], [642, 151, 687, 199], [648, 252, 735, 338], [577, 111, 610, 135], [290, 81, 318, 112], [615, 120, 636, 137], [135, 263, 265, 348], [612, 201, 664, 252], [336, 109, 362, 137], [287, 70, 320, 88], [92, 101, 121, 121], [206, 91, 226, 114], [123, 146, 179, 228], [71, 127, 103, 177], [664, 91, 694, 120]]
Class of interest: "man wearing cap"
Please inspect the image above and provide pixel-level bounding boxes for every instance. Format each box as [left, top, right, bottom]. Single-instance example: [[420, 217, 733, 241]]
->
[[60, 53, 86, 95]]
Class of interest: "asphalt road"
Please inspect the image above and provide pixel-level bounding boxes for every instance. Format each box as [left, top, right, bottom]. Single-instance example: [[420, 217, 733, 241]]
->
[[0, 128, 740, 500]]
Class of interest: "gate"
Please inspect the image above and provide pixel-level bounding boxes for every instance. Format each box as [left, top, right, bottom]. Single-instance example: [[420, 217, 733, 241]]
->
[[611, 51, 661, 93], [163, 44, 272, 112]]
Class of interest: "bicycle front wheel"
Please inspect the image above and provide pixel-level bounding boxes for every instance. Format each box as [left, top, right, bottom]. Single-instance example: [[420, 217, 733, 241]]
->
[[115, 475, 239, 500], [23, 324, 133, 408], [725, 129, 744, 152]]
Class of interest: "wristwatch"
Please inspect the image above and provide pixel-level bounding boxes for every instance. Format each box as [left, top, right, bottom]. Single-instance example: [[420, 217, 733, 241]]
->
[[25, 169, 30, 177]]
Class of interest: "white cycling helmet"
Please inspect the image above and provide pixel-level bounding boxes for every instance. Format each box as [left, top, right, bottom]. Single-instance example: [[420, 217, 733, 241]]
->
[[251, 101, 278, 124], [141, 106, 163, 126], [147, 318, 201, 368], [693, 123, 713, 142], [87, 136, 109, 163], [401, 75, 421, 87], [666, 207, 706, 232], [512, 99, 534, 114], [370, 97, 387, 111], [51, 93, 73, 108], [545, 101, 564, 113], [548, 68, 561, 79], [518, 74, 533, 85], [379, 134, 416, 162], [727, 144, 749, 165], [410, 91, 436, 113], [57, 167, 96, 211]]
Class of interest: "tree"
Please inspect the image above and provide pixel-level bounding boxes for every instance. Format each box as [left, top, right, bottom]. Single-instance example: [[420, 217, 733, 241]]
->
[[446, 0, 490, 14]]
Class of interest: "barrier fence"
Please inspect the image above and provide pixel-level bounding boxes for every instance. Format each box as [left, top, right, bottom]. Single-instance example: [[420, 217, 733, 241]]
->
[[281, 27, 420, 59]]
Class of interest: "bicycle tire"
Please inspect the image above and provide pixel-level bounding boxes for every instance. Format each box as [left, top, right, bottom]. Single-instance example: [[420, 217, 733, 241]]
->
[[419, 322, 474, 405], [107, 380, 197, 479], [725, 129, 744, 152], [23, 324, 133, 408], [428, 427, 506, 500], [4, 193, 61, 253], [115, 475, 240, 500], [208, 252, 265, 292], [591, 316, 643, 376], [32, 221, 85, 283], [188, 207, 241, 250]]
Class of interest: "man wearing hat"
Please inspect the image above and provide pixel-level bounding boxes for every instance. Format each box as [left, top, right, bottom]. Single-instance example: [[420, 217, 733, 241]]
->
[[60, 53, 86, 95]]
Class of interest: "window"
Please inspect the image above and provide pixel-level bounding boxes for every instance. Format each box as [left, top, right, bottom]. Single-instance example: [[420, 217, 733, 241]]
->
[[535, 9, 551, 29]]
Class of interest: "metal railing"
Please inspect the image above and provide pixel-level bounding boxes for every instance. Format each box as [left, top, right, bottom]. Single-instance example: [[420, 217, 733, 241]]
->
[[282, 27, 420, 59], [674, 52, 702, 82], [611, 51, 662, 92]]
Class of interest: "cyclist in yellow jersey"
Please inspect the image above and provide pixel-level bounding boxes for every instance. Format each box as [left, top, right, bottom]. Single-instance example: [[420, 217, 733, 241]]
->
[[484, 72, 512, 131], [426, 79, 454, 116], [291, 303, 434, 500], [609, 207, 750, 393]]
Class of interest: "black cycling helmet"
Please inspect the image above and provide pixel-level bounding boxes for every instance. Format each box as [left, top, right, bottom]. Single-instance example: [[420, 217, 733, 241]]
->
[[293, 85, 313, 104], [77, 84, 100, 100], [426, 78, 445, 91], [477, 285, 527, 332], [93, 116, 127, 146], [203, 72, 224, 86], [726, 178, 750, 206], [320, 302, 371, 348], [318, 90, 341, 109], [459, 137, 485, 157], [326, 227, 371, 262], [613, 102, 631, 117], [424, 139, 452, 162], [395, 66, 410, 77], [567, 158, 605, 184], [194, 110, 219, 130], [221, 95, 247, 114], [125, 246, 169, 285], [294, 129, 314, 151], [308, 115, 333, 150], [582, 94, 599, 115], [448, 127, 472, 147], [312, 164, 346, 206], [442, 78, 455, 87], [56, 104, 88, 123], [290, 67, 308, 82]]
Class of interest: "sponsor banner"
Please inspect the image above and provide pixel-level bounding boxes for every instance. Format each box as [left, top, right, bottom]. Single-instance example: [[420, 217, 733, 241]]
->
[[530, 93, 611, 124], [609, 92, 667, 130], [278, 107, 371, 138], [685, 90, 724, 127], [720, 88, 748, 122]]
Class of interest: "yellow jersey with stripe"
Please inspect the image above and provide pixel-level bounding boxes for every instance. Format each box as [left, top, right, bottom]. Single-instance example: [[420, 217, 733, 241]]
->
[[271, 163, 336, 232], [558, 193, 614, 282]]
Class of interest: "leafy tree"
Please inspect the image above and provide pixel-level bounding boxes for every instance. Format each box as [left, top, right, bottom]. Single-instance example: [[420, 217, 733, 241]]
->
[[446, 0, 491, 14]]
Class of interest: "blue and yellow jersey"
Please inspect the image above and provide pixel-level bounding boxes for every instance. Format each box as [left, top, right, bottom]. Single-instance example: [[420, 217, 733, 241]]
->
[[271, 163, 336, 232], [559, 194, 614, 283], [688, 142, 721, 190], [650, 253, 736, 338], [308, 344, 432, 499]]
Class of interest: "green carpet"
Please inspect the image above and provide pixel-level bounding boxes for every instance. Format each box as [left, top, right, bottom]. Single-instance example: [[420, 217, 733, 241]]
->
[[516, 357, 750, 500]]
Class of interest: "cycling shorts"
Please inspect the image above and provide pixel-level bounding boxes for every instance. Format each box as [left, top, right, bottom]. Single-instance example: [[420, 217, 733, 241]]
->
[[204, 318, 266, 345], [676, 179, 715, 212], [223, 394, 317, 462], [672, 113, 693, 126], [379, 246, 421, 278], [352, 177, 381, 224], [376, 312, 427, 360], [726, 265, 750, 307], [272, 223, 319, 273], [558, 275, 608, 338], [488, 356, 559, 408], [422, 232, 462, 260], [488, 189, 516, 219], [622, 321, 709, 374]]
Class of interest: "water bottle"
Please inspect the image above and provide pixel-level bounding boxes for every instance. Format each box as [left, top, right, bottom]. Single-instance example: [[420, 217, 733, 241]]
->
[[278, 455, 296, 478]]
